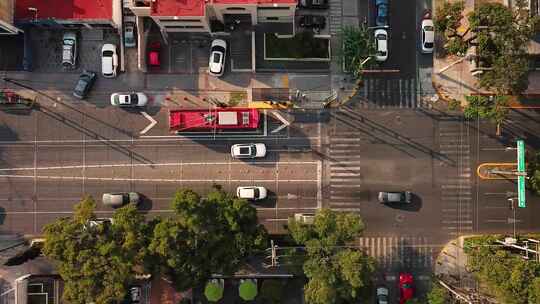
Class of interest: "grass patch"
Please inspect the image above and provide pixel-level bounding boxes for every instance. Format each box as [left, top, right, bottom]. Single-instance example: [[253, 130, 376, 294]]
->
[[265, 31, 329, 59]]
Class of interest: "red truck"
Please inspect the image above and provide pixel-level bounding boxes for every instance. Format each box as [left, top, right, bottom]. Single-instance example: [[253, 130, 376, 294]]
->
[[169, 108, 260, 132]]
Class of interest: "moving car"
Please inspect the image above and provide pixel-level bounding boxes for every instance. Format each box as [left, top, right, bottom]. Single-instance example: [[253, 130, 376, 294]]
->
[[376, 286, 389, 304], [399, 273, 414, 304], [72, 70, 97, 99], [421, 19, 435, 53], [374, 29, 388, 62], [378, 191, 412, 203], [101, 44, 118, 78], [124, 22, 136, 48], [231, 143, 266, 159], [62, 32, 77, 68], [208, 39, 227, 77], [237, 186, 268, 200], [102, 192, 140, 208], [375, 0, 389, 27], [299, 0, 329, 9], [294, 213, 315, 224], [299, 15, 326, 30], [110, 92, 148, 107]]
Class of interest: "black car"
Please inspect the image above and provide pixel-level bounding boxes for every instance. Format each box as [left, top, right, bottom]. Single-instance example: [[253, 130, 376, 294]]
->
[[299, 15, 326, 29], [299, 0, 329, 9], [375, 0, 389, 27], [73, 70, 97, 99]]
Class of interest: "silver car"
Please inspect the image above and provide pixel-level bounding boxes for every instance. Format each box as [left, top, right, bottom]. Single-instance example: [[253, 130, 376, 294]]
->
[[62, 32, 77, 68], [102, 192, 140, 208], [378, 191, 412, 203], [110, 92, 148, 107]]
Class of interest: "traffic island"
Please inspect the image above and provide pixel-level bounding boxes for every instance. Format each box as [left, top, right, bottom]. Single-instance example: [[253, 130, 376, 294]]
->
[[477, 162, 518, 180]]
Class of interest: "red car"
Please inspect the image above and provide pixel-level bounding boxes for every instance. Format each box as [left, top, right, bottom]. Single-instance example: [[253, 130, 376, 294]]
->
[[399, 273, 414, 304], [147, 41, 161, 68]]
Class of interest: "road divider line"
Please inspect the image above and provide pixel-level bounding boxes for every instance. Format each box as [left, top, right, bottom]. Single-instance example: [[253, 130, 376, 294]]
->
[[0, 136, 322, 144], [0, 175, 319, 183]]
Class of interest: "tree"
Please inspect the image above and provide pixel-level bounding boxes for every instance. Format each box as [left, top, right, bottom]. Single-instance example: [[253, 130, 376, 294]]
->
[[339, 25, 376, 79], [43, 197, 147, 304], [427, 283, 450, 304], [288, 209, 374, 304], [434, 1, 464, 34], [148, 188, 268, 291], [463, 95, 508, 123], [260, 280, 284, 304], [526, 151, 540, 195]]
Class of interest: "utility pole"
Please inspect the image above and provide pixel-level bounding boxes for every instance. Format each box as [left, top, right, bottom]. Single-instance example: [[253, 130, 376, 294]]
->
[[264, 240, 278, 268]]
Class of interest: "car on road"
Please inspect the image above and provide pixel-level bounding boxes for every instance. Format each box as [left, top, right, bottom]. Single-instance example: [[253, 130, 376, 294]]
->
[[124, 22, 136, 48], [208, 39, 227, 77], [72, 70, 97, 99], [374, 29, 388, 62], [375, 0, 389, 27], [299, 15, 326, 30], [62, 32, 77, 68], [376, 286, 389, 304], [294, 213, 315, 224], [421, 18, 435, 53], [299, 0, 329, 9], [399, 273, 414, 304], [102, 192, 140, 208], [231, 143, 266, 158], [101, 44, 118, 78], [237, 186, 268, 200], [378, 191, 412, 203], [110, 92, 148, 107]]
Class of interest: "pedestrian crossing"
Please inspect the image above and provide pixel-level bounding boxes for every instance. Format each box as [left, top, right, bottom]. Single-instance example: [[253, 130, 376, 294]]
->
[[352, 76, 427, 109], [328, 131, 363, 212], [439, 120, 473, 236], [358, 236, 435, 269]]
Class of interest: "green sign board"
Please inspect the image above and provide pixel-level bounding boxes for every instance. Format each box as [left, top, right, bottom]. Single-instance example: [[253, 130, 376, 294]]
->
[[517, 140, 526, 208]]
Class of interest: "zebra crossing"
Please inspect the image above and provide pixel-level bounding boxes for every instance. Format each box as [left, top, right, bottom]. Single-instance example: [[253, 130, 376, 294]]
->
[[358, 236, 435, 269], [439, 120, 473, 236], [352, 75, 426, 109], [328, 131, 363, 212]]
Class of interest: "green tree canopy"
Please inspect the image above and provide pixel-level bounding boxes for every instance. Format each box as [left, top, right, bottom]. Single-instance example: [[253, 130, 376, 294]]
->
[[463, 95, 508, 123], [339, 25, 376, 79], [427, 283, 450, 304], [42, 197, 147, 304], [527, 151, 540, 195], [148, 188, 268, 291], [434, 1, 465, 34], [288, 209, 374, 304]]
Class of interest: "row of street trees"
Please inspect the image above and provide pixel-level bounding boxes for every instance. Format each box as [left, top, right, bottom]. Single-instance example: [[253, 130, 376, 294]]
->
[[43, 187, 268, 303]]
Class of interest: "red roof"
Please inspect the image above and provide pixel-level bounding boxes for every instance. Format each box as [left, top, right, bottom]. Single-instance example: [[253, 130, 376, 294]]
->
[[213, 0, 296, 3], [152, 0, 206, 17], [15, 0, 112, 20]]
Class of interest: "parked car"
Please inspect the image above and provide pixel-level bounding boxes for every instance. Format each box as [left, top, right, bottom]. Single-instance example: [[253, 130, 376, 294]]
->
[[231, 143, 267, 159], [208, 39, 227, 77], [102, 192, 140, 208], [399, 273, 414, 304], [148, 41, 161, 69], [376, 286, 389, 304], [110, 92, 148, 107], [87, 218, 114, 228], [378, 191, 412, 203], [294, 213, 315, 224], [101, 44, 118, 78], [421, 18, 435, 53], [299, 0, 329, 9], [374, 29, 388, 62], [237, 186, 268, 200], [62, 32, 77, 68], [72, 70, 97, 99], [299, 15, 326, 30], [375, 0, 389, 27], [124, 22, 136, 48], [128, 286, 141, 303]]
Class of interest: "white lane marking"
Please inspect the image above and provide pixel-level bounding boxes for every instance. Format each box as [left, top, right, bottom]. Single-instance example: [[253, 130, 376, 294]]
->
[[265, 218, 288, 222], [271, 112, 291, 134], [0, 175, 318, 183], [140, 112, 157, 135], [317, 160, 322, 209], [0, 161, 319, 171], [0, 136, 321, 144]]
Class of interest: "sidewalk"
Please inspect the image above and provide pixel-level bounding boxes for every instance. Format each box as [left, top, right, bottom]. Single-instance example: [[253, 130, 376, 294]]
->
[[434, 236, 477, 290]]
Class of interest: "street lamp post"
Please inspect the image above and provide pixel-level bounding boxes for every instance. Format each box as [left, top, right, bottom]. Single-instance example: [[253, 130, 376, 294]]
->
[[508, 198, 517, 238]]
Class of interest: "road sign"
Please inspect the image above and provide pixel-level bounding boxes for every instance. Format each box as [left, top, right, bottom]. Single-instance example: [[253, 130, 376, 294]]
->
[[517, 140, 526, 208]]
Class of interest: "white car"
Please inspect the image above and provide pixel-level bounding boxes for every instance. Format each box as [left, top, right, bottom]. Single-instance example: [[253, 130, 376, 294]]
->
[[62, 32, 77, 68], [101, 44, 118, 78], [236, 186, 267, 200], [110, 92, 148, 107], [421, 19, 435, 53], [208, 39, 227, 77], [294, 213, 315, 224], [374, 29, 388, 62], [231, 143, 266, 159]]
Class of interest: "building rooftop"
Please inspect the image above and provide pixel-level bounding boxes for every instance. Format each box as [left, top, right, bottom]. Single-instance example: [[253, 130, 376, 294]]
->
[[15, 0, 113, 20], [151, 0, 206, 17]]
